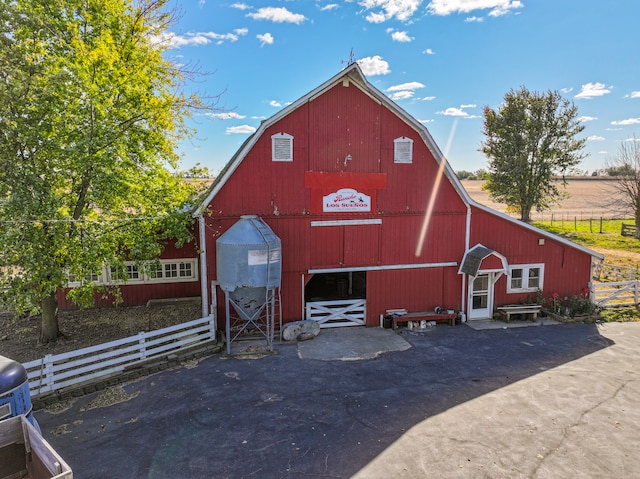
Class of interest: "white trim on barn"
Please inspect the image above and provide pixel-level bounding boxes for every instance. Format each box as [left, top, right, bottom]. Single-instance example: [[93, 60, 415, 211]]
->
[[308, 261, 458, 274]]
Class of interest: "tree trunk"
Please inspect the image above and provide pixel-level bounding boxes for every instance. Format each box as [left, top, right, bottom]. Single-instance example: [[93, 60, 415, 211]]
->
[[521, 206, 532, 223], [40, 291, 60, 344]]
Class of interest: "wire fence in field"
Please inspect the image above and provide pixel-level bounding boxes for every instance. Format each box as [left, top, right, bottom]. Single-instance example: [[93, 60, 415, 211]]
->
[[531, 214, 634, 234]]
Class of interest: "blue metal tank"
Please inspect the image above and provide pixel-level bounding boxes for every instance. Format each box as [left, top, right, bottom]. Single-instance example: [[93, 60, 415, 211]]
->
[[0, 355, 38, 429], [216, 215, 282, 292]]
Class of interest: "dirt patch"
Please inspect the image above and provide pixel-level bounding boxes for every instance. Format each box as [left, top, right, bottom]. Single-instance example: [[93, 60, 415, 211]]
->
[[0, 301, 203, 364]]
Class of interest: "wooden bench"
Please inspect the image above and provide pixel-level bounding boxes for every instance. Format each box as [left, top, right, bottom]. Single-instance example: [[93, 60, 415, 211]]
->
[[391, 311, 457, 329], [496, 305, 541, 323]]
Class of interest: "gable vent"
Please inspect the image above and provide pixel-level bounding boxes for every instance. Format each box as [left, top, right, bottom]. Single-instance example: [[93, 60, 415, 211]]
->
[[394, 137, 413, 164], [272, 132, 293, 162]]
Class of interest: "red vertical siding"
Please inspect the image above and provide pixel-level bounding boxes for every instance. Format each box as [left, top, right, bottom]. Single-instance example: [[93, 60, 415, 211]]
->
[[366, 267, 461, 325], [469, 206, 592, 304], [308, 82, 381, 173]]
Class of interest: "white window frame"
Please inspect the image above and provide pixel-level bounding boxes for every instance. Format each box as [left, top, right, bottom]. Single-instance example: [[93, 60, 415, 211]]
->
[[66, 258, 198, 287], [394, 137, 413, 164], [146, 259, 198, 283], [271, 132, 293, 162], [507, 264, 544, 293], [66, 271, 104, 287]]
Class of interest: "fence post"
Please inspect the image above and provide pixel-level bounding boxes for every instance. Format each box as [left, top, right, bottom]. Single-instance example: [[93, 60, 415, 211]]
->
[[41, 354, 54, 395], [207, 314, 216, 342], [138, 331, 147, 360], [600, 217, 603, 234]]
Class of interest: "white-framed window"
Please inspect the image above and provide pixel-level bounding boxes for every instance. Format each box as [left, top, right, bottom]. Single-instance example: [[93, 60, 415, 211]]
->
[[148, 260, 196, 281], [67, 271, 102, 286], [394, 136, 413, 164], [66, 259, 198, 287], [109, 264, 142, 283], [507, 264, 544, 293], [272, 132, 293, 162]]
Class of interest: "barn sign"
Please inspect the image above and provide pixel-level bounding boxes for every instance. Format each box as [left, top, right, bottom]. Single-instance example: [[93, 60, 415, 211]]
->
[[323, 188, 371, 212]]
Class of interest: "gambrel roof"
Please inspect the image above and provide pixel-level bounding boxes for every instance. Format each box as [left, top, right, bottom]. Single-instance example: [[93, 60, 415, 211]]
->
[[194, 63, 603, 262]]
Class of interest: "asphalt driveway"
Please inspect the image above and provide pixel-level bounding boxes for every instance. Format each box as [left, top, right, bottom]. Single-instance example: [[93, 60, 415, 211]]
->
[[36, 322, 640, 478]]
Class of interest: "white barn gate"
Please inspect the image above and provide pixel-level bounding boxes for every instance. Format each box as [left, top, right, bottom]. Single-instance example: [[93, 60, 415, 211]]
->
[[306, 299, 366, 328]]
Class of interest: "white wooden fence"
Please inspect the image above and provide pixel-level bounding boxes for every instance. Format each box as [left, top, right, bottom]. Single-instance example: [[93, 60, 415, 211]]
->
[[23, 316, 216, 398], [592, 281, 640, 308], [306, 299, 366, 327], [593, 262, 640, 282]]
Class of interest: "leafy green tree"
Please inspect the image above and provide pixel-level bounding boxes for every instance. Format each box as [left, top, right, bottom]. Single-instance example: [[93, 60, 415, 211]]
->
[[0, 0, 215, 342], [480, 87, 586, 222], [607, 137, 640, 238]]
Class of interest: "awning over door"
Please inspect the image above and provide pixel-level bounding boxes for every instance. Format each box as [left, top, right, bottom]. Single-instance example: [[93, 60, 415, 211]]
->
[[459, 244, 508, 277]]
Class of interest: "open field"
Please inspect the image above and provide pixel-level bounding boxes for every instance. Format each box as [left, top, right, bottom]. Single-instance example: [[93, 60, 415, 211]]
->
[[462, 178, 623, 221], [463, 178, 640, 267]]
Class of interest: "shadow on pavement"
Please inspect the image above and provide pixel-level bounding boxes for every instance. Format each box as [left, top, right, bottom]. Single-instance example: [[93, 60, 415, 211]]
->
[[37, 323, 613, 478]]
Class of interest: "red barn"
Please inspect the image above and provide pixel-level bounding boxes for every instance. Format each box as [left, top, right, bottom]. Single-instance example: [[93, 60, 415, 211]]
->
[[191, 63, 602, 327]]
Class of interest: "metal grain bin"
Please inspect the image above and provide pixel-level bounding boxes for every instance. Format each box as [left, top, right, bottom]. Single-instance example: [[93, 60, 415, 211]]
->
[[216, 215, 281, 292]]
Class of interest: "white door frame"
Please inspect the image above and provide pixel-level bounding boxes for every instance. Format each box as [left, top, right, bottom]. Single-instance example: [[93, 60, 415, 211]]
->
[[467, 271, 505, 320]]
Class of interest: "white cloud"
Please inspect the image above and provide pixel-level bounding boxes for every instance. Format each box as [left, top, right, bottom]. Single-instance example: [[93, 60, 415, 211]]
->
[[428, 0, 523, 16], [561, 87, 573, 94], [359, 0, 422, 23], [151, 29, 246, 48], [257, 32, 274, 46], [231, 3, 250, 10], [387, 82, 425, 92], [420, 96, 436, 101], [437, 104, 479, 118], [625, 137, 640, 142], [269, 100, 282, 108], [356, 56, 391, 76], [390, 30, 414, 42], [390, 91, 415, 101], [320, 4, 339, 11], [423, 48, 435, 55], [611, 118, 640, 126], [587, 135, 605, 141], [386, 82, 424, 101], [628, 91, 640, 98], [464, 16, 483, 22], [207, 112, 246, 120], [419, 119, 435, 123], [578, 116, 597, 122], [575, 82, 612, 99], [226, 125, 257, 134], [247, 7, 306, 24], [438, 107, 468, 116]]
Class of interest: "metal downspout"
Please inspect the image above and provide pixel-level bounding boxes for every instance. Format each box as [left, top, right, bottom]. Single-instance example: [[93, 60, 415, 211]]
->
[[462, 205, 472, 315], [198, 214, 210, 318]]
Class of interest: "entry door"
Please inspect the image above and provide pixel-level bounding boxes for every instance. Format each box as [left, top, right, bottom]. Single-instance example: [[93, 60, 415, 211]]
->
[[469, 273, 494, 320]]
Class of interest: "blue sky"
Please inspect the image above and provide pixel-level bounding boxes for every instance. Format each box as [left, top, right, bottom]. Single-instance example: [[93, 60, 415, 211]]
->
[[163, 0, 640, 175]]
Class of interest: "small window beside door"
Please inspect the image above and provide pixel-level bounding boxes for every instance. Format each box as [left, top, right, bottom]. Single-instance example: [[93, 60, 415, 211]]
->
[[507, 264, 544, 293]]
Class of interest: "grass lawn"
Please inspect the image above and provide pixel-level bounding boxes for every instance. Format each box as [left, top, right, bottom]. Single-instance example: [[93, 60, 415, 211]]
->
[[531, 218, 640, 255]]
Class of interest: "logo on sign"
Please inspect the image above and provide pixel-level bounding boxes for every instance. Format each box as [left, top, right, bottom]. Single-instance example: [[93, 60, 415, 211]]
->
[[323, 188, 371, 212]]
